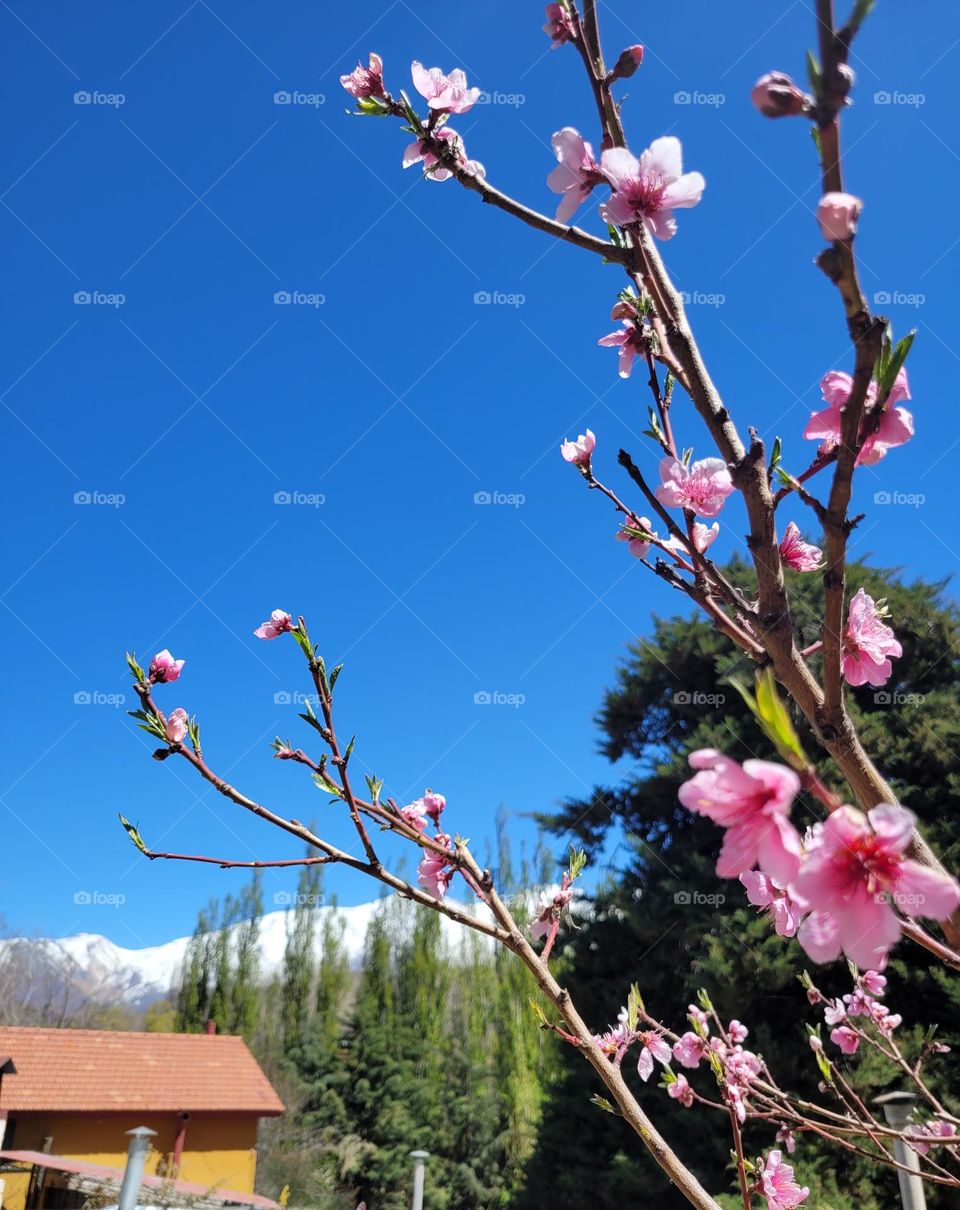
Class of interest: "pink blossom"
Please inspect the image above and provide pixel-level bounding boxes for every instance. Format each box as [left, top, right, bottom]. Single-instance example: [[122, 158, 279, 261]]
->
[[616, 514, 654, 560], [597, 315, 647, 378], [830, 1025, 860, 1055], [418, 837, 455, 899], [403, 127, 485, 182], [758, 1150, 809, 1209], [529, 881, 573, 942], [594, 1018, 632, 1060], [164, 707, 189, 745], [860, 970, 887, 997], [794, 804, 960, 969], [548, 128, 603, 223], [543, 3, 576, 48], [149, 649, 185, 683], [422, 791, 446, 823], [668, 1074, 694, 1107], [803, 367, 914, 466], [740, 870, 805, 937], [906, 1120, 957, 1157], [399, 799, 429, 833], [636, 1030, 672, 1081], [560, 428, 596, 466], [678, 750, 803, 884], [656, 456, 733, 518], [254, 610, 294, 640], [817, 191, 863, 241], [662, 521, 720, 558], [600, 138, 704, 240], [752, 72, 808, 118], [779, 522, 822, 572], [841, 588, 902, 688], [728, 1020, 748, 1044], [776, 1125, 797, 1155], [340, 52, 385, 98], [673, 1031, 708, 1069], [688, 1005, 710, 1031], [411, 61, 480, 114], [822, 998, 846, 1026]]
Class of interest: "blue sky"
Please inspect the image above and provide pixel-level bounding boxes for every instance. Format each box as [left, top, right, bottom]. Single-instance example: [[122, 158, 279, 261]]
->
[[2, 0, 959, 948]]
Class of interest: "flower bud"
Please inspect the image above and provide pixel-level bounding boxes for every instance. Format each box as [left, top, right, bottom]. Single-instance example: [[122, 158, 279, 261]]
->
[[816, 191, 863, 241], [751, 71, 809, 118], [611, 45, 644, 80]]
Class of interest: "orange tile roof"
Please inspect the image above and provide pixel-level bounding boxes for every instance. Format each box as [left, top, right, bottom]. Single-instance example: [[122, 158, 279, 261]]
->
[[0, 1028, 284, 1115]]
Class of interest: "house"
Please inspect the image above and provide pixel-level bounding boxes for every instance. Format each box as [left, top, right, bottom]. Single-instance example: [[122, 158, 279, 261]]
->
[[0, 1025, 284, 1210]]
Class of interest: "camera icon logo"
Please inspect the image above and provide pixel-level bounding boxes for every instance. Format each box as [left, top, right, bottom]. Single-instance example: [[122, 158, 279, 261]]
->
[[674, 891, 692, 905], [74, 890, 92, 904], [274, 91, 292, 104]]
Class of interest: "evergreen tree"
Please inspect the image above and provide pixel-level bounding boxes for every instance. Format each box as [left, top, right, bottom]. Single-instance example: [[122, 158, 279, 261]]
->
[[523, 560, 960, 1208]]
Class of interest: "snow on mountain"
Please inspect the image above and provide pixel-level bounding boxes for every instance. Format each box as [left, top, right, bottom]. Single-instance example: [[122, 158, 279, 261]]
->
[[0, 898, 495, 1011]]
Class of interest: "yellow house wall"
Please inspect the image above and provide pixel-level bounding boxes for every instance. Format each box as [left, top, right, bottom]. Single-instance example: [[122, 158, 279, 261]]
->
[[1, 1111, 260, 1210]]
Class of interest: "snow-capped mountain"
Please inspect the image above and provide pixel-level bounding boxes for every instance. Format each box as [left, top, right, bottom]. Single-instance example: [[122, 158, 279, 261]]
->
[[0, 898, 493, 1012]]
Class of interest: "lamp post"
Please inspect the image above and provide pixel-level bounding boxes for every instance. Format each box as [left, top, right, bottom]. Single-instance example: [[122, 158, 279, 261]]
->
[[409, 1150, 430, 1210], [118, 1126, 157, 1210], [873, 1091, 926, 1210]]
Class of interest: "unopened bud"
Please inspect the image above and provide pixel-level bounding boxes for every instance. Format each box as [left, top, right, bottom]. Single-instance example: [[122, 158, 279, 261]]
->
[[611, 45, 644, 80], [751, 71, 809, 118], [610, 300, 635, 320], [817, 191, 863, 241]]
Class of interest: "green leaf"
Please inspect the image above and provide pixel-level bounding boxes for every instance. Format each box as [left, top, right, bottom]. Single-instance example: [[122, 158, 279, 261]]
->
[[806, 49, 822, 98], [768, 435, 782, 474], [118, 813, 148, 854], [727, 668, 806, 770], [312, 770, 344, 799], [568, 845, 587, 880], [125, 651, 146, 682], [329, 664, 344, 691], [355, 95, 390, 116], [528, 998, 549, 1027], [626, 983, 644, 1031], [589, 1095, 619, 1115]]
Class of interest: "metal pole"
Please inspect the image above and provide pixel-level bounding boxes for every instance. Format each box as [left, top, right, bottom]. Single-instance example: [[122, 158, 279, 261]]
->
[[118, 1126, 157, 1210], [873, 1092, 927, 1210], [409, 1150, 429, 1210]]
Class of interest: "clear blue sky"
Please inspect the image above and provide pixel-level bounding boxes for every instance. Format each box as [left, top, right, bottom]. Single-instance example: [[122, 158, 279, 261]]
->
[[2, 0, 958, 948]]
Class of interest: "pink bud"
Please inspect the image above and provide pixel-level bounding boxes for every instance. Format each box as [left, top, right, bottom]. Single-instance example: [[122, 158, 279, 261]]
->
[[422, 791, 446, 823], [611, 45, 644, 80], [817, 191, 863, 241], [149, 649, 185, 684], [560, 429, 596, 466], [254, 610, 295, 640], [751, 71, 809, 117], [543, 3, 576, 48], [164, 707, 189, 745]]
